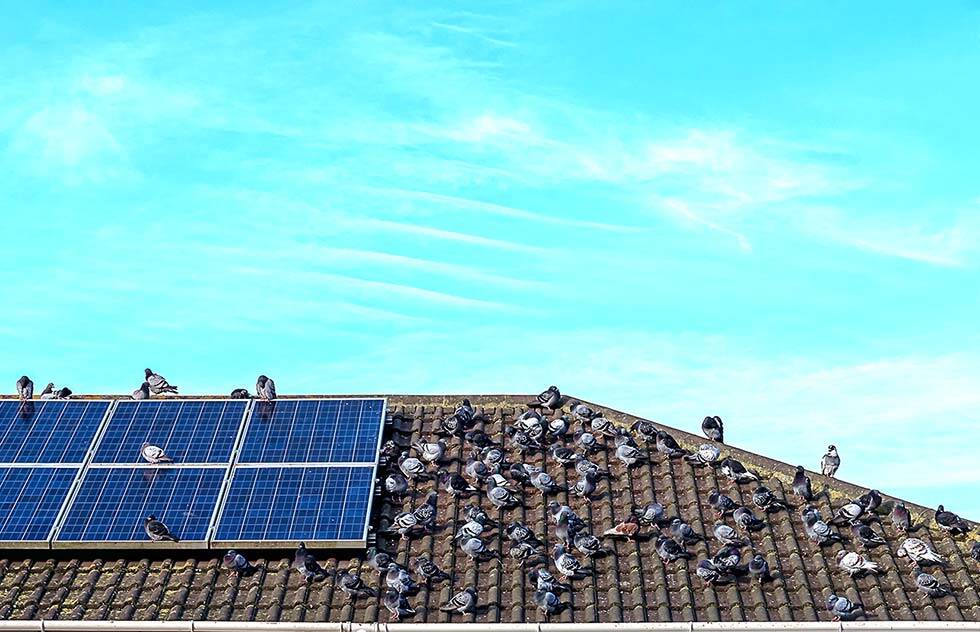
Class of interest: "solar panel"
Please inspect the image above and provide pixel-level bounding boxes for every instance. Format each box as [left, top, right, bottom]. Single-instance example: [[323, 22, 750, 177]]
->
[[92, 400, 247, 464], [0, 467, 77, 544], [0, 401, 110, 464], [55, 467, 224, 546], [212, 466, 374, 546], [238, 398, 384, 463]]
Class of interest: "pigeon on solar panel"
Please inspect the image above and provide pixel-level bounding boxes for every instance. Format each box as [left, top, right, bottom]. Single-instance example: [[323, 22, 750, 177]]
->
[[294, 543, 327, 581], [891, 503, 912, 533], [614, 434, 646, 468], [897, 538, 947, 568], [935, 505, 970, 535], [382, 588, 416, 620], [569, 401, 597, 421], [534, 588, 563, 616], [685, 443, 721, 467], [222, 550, 255, 575], [603, 514, 641, 539], [366, 547, 394, 574], [633, 502, 666, 527], [385, 563, 417, 594], [836, 550, 882, 577], [54, 386, 72, 399], [412, 439, 447, 463], [821, 445, 840, 477], [385, 472, 409, 498], [802, 507, 843, 546], [132, 382, 150, 400], [655, 430, 687, 458], [733, 506, 765, 532], [834, 500, 866, 524], [437, 469, 476, 497], [255, 375, 276, 400], [792, 466, 814, 502], [440, 587, 477, 615], [17, 400, 34, 421], [913, 569, 952, 598], [669, 518, 702, 544], [337, 568, 375, 601], [229, 388, 250, 399], [696, 559, 736, 585], [553, 544, 582, 580], [16, 376, 33, 400], [398, 453, 428, 482], [701, 415, 724, 443], [972, 541, 980, 562], [752, 485, 791, 513], [529, 386, 562, 410], [656, 535, 693, 562], [413, 555, 450, 583], [630, 419, 658, 443], [145, 369, 178, 394], [720, 458, 759, 484], [707, 490, 738, 517], [144, 515, 179, 542], [748, 553, 773, 583], [570, 472, 597, 501], [712, 521, 746, 547], [140, 442, 173, 464], [850, 522, 887, 548], [826, 594, 864, 621], [39, 382, 56, 399]]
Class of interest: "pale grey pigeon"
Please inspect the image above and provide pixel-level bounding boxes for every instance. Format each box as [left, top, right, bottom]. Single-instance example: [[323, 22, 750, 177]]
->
[[140, 442, 172, 464], [821, 445, 840, 477], [145, 368, 178, 394], [132, 382, 150, 400]]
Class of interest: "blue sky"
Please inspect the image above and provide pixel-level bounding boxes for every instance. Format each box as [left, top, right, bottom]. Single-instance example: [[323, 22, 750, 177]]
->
[[2, 3, 979, 516]]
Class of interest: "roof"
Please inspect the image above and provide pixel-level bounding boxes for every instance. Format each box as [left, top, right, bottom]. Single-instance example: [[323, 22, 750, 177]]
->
[[0, 394, 977, 623]]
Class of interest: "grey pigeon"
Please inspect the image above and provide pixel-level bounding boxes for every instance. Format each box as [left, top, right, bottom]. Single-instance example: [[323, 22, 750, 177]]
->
[[530, 568, 568, 594], [752, 485, 791, 513], [733, 506, 765, 532], [411, 491, 438, 528], [398, 453, 428, 481], [574, 428, 601, 453], [379, 440, 402, 464], [486, 476, 520, 509], [505, 521, 539, 545], [530, 386, 562, 410], [454, 398, 475, 424], [685, 443, 721, 467], [669, 518, 702, 544], [802, 508, 843, 545], [255, 375, 276, 400], [707, 490, 738, 516], [720, 457, 759, 484], [385, 472, 409, 497], [454, 519, 484, 542], [554, 512, 577, 545], [748, 554, 772, 583], [382, 588, 416, 620], [891, 503, 912, 532], [533, 589, 563, 615], [132, 382, 150, 400], [530, 470, 563, 495], [836, 550, 881, 577], [16, 376, 33, 400], [914, 569, 951, 598], [39, 382, 56, 399], [337, 568, 375, 600], [851, 522, 887, 548], [509, 429, 540, 454], [570, 472, 597, 501], [631, 419, 658, 443], [440, 587, 477, 614], [971, 541, 980, 562], [463, 503, 494, 526], [222, 549, 254, 574], [590, 415, 617, 437], [712, 544, 743, 571], [145, 368, 177, 394], [386, 511, 422, 536], [413, 439, 446, 463], [856, 489, 883, 513], [460, 537, 494, 561], [614, 435, 646, 467], [509, 541, 542, 564], [438, 469, 476, 497], [553, 544, 582, 579], [792, 466, 813, 501], [655, 430, 686, 457], [366, 547, 394, 573], [385, 563, 417, 594], [935, 505, 970, 535], [696, 559, 735, 584], [634, 502, 666, 526], [574, 532, 603, 557], [569, 401, 597, 421], [294, 542, 327, 581], [414, 555, 450, 583], [656, 535, 692, 562], [140, 442, 173, 464], [229, 388, 250, 399], [549, 443, 582, 465], [826, 594, 863, 621], [701, 415, 724, 442], [713, 521, 746, 546], [574, 458, 606, 478], [835, 501, 865, 524], [145, 514, 178, 542], [507, 462, 539, 484], [821, 445, 840, 477], [464, 454, 492, 483], [547, 415, 571, 440]]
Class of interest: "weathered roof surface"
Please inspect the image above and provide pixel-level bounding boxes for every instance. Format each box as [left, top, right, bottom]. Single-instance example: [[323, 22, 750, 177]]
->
[[0, 394, 978, 623]]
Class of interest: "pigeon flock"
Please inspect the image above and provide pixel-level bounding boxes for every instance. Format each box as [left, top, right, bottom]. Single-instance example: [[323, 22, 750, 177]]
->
[[8, 378, 980, 622]]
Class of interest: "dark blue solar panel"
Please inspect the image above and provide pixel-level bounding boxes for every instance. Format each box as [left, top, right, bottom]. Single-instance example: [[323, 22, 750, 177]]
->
[[0, 401, 109, 464], [57, 467, 223, 542], [239, 399, 384, 463], [93, 401, 246, 464], [214, 466, 373, 542], [0, 467, 77, 541]]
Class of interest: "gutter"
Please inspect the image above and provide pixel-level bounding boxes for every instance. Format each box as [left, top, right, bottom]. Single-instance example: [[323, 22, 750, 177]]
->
[[0, 623, 978, 632]]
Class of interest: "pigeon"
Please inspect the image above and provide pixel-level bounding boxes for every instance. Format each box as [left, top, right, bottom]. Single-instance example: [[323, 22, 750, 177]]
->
[[614, 435, 646, 467], [144, 514, 178, 542], [379, 440, 402, 464], [891, 503, 912, 532], [713, 521, 746, 546], [454, 520, 485, 542], [802, 508, 843, 546], [413, 555, 450, 583], [222, 549, 254, 574], [435, 412, 465, 437], [752, 486, 791, 513], [140, 442, 173, 464], [530, 471, 563, 495], [748, 554, 772, 583], [826, 594, 864, 621], [16, 400, 34, 421], [834, 501, 866, 524], [897, 538, 946, 568], [574, 458, 606, 478], [656, 535, 693, 562], [701, 415, 724, 442], [145, 368, 178, 394], [229, 388, 251, 399], [655, 431, 687, 458], [398, 453, 428, 481], [821, 445, 840, 477], [533, 589, 563, 616], [530, 386, 562, 410], [337, 568, 375, 600], [487, 476, 520, 509], [529, 568, 569, 594], [510, 429, 540, 454], [669, 518, 702, 544], [382, 588, 416, 620], [366, 547, 394, 573], [733, 506, 765, 532], [720, 458, 759, 484], [570, 472, 597, 501], [385, 472, 409, 497], [604, 514, 641, 539], [634, 502, 667, 527], [386, 511, 422, 537], [132, 382, 150, 400], [16, 376, 33, 400], [464, 454, 492, 483], [792, 466, 813, 502], [696, 559, 736, 585], [440, 587, 477, 614], [549, 443, 582, 466], [509, 541, 542, 564], [547, 415, 571, 440], [412, 491, 438, 528], [460, 537, 494, 561], [570, 401, 597, 421], [935, 505, 970, 535], [851, 522, 887, 548], [836, 550, 881, 577], [856, 489, 883, 513], [463, 503, 495, 526], [385, 563, 417, 594], [574, 428, 601, 453], [685, 443, 721, 467], [412, 439, 447, 463], [707, 490, 738, 517], [507, 462, 540, 485], [553, 544, 582, 579], [255, 375, 276, 400], [39, 383, 56, 399], [913, 569, 951, 598], [481, 446, 507, 470], [631, 419, 658, 443], [464, 430, 497, 449], [972, 541, 980, 562], [505, 522, 539, 547], [712, 544, 743, 571], [590, 415, 617, 437], [294, 543, 327, 581], [574, 532, 603, 557], [438, 469, 476, 497], [548, 501, 584, 527]]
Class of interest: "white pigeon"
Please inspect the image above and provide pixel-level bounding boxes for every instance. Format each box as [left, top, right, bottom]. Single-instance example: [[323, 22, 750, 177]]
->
[[821, 445, 840, 477], [141, 442, 173, 464], [897, 538, 946, 568], [836, 550, 880, 576]]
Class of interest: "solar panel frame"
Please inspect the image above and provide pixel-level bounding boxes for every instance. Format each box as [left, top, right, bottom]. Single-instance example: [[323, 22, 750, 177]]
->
[[0, 400, 113, 465]]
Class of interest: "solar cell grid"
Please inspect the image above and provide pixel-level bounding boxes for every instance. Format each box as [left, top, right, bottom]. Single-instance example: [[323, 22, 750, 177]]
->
[[0, 401, 110, 464], [0, 467, 77, 541]]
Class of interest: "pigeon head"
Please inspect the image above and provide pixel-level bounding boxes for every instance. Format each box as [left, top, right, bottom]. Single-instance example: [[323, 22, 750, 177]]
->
[[796, 465, 804, 472], [828, 444, 836, 451], [145, 369, 153, 377], [462, 398, 471, 406], [826, 594, 840, 609], [835, 550, 847, 563], [257, 375, 268, 385], [938, 504, 945, 512], [227, 549, 237, 557], [147, 514, 157, 521]]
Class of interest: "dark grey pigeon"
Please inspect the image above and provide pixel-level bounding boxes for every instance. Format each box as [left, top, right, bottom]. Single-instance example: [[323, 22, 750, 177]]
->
[[891, 503, 912, 532], [696, 559, 735, 585], [856, 489, 883, 513], [385, 562, 416, 594], [412, 491, 438, 528], [701, 415, 724, 443], [656, 535, 692, 562], [752, 485, 791, 513], [294, 542, 327, 581], [712, 544, 743, 571], [821, 445, 840, 477], [39, 382, 55, 399], [633, 502, 666, 526], [707, 490, 738, 516], [222, 549, 255, 574], [553, 544, 582, 579], [366, 547, 393, 573], [16, 376, 33, 400], [802, 508, 843, 546], [440, 587, 477, 614], [382, 589, 416, 620], [570, 472, 597, 501], [935, 505, 970, 535], [712, 521, 746, 546], [255, 375, 276, 400], [384, 472, 409, 498], [971, 541, 980, 562], [337, 568, 375, 600], [144, 514, 178, 542], [914, 569, 951, 598], [733, 506, 765, 532], [509, 541, 541, 564], [569, 400, 597, 421], [145, 368, 178, 394], [438, 469, 476, 497], [132, 382, 150, 400], [668, 518, 702, 544], [655, 430, 687, 458], [229, 388, 250, 399], [549, 443, 582, 466], [506, 521, 539, 545], [530, 386, 562, 410], [748, 554, 772, 583], [826, 594, 863, 621], [720, 457, 759, 484], [414, 555, 450, 583], [574, 532, 602, 557], [851, 522, 887, 548], [630, 419, 658, 443], [792, 466, 813, 501], [530, 470, 562, 495]]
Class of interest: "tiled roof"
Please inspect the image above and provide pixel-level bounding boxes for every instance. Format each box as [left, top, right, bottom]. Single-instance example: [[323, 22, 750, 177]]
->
[[0, 395, 978, 623]]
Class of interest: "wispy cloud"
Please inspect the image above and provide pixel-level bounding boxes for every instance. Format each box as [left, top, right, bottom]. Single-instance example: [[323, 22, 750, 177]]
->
[[658, 197, 753, 251], [429, 21, 517, 48], [347, 217, 547, 254]]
